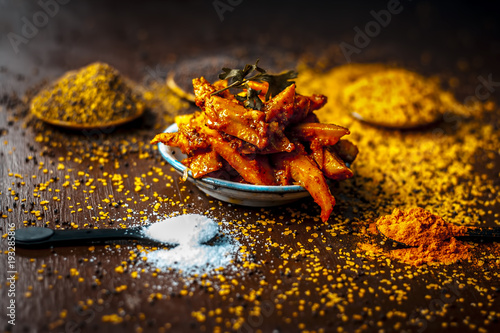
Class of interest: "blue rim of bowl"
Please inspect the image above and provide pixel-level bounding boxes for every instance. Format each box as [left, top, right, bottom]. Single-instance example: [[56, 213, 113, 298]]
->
[[157, 123, 307, 193]]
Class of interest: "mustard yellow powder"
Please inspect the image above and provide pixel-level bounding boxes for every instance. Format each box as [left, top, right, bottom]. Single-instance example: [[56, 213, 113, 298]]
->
[[31, 62, 145, 127]]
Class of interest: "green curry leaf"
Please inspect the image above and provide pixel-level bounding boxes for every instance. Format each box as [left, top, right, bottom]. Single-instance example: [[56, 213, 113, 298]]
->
[[211, 60, 298, 110]]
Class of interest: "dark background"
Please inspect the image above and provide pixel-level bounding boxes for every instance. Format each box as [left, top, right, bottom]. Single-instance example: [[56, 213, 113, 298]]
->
[[1, 0, 499, 93]]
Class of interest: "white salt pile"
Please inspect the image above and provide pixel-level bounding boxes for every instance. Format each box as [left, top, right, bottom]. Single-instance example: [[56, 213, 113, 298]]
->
[[145, 213, 219, 246], [143, 214, 238, 274]]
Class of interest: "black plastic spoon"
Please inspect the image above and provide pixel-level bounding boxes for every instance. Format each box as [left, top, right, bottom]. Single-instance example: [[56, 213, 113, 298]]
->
[[377, 225, 500, 247], [15, 226, 153, 249]]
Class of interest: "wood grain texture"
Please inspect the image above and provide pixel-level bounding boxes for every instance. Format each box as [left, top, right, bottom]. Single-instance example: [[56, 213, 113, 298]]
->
[[1, 1, 500, 332]]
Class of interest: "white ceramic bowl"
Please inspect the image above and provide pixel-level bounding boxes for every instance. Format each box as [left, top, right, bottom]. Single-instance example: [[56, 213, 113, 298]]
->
[[157, 123, 310, 207]]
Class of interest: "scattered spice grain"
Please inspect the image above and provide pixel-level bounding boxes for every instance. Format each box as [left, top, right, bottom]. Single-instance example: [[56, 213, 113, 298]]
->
[[2, 59, 499, 332], [296, 62, 494, 225]]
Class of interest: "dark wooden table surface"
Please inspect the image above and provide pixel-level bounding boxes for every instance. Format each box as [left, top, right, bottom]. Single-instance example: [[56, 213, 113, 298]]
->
[[1, 1, 500, 332]]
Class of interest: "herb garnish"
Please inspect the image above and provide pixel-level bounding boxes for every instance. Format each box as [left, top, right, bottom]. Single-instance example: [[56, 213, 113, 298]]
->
[[235, 87, 263, 110], [211, 60, 298, 110]]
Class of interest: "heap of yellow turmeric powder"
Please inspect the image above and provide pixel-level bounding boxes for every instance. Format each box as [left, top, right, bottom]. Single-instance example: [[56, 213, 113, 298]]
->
[[31, 62, 146, 129], [342, 69, 446, 128], [297, 63, 471, 129], [296, 62, 388, 115]]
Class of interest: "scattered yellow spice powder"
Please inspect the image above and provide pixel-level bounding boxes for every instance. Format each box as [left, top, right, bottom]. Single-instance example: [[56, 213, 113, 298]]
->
[[296, 63, 494, 226]]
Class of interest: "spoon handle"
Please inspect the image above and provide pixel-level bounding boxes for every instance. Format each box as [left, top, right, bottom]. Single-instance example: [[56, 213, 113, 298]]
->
[[15, 226, 144, 249], [455, 227, 500, 242]]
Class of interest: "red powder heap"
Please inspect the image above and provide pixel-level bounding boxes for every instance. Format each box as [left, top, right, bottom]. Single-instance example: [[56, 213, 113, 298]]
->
[[364, 208, 470, 266], [376, 207, 465, 247]]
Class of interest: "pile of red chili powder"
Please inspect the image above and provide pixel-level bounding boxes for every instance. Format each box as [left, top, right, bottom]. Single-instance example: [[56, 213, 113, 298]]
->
[[361, 208, 470, 266]]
